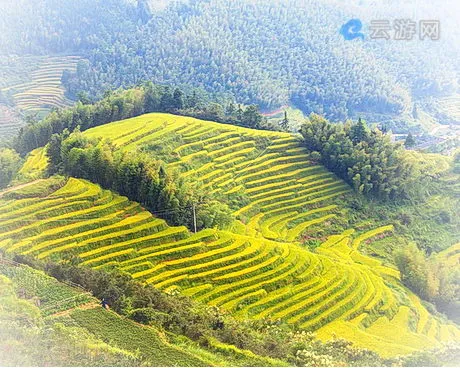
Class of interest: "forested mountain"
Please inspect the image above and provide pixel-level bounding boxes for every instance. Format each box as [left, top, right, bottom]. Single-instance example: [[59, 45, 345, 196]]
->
[[1, 0, 459, 125]]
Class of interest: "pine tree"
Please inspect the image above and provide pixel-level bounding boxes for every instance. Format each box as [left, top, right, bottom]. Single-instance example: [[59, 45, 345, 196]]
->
[[226, 102, 235, 116], [77, 91, 91, 105], [172, 88, 184, 110], [379, 123, 389, 134], [242, 105, 262, 129], [160, 87, 173, 110], [279, 111, 289, 131], [404, 132, 416, 148], [236, 104, 244, 122], [349, 117, 369, 144]]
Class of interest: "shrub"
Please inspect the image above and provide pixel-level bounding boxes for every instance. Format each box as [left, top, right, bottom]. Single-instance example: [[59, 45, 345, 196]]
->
[[129, 308, 169, 326]]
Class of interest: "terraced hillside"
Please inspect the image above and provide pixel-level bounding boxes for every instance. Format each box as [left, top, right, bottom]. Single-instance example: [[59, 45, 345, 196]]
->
[[1, 56, 80, 116], [437, 243, 460, 267], [1, 178, 458, 357], [2, 114, 459, 356], [84, 113, 353, 243], [15, 147, 49, 182], [0, 261, 259, 367], [437, 94, 460, 124], [0, 105, 21, 142]]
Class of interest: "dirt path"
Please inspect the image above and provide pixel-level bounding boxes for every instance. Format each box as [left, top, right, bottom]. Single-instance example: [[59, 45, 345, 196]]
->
[[0, 179, 46, 198], [261, 104, 289, 117], [49, 301, 100, 318]]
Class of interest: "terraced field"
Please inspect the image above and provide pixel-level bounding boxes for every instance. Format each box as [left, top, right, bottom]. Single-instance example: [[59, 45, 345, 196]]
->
[[2, 114, 459, 357], [437, 94, 460, 123], [15, 147, 49, 182], [437, 242, 460, 266], [85, 113, 352, 242], [0, 105, 22, 142], [1, 56, 80, 116]]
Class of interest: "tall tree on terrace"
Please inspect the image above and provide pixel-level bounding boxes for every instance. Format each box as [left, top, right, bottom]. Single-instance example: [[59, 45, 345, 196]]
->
[[279, 111, 289, 131], [172, 88, 184, 110], [242, 105, 262, 129], [349, 117, 369, 144]]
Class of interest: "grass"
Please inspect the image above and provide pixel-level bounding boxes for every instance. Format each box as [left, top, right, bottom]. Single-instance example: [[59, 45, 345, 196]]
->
[[68, 307, 208, 366], [15, 148, 48, 182], [0, 262, 92, 316]]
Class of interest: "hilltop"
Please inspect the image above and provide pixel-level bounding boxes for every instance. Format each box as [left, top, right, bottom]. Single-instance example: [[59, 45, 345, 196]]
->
[[2, 113, 459, 360]]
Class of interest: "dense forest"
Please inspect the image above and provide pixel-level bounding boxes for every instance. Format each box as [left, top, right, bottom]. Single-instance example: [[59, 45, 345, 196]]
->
[[300, 115, 445, 200], [1, 0, 458, 123]]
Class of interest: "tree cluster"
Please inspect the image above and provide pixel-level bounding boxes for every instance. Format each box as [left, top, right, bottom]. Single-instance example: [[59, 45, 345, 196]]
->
[[395, 243, 460, 323], [0, 274, 142, 367], [0, 148, 22, 189], [10, 253, 388, 367], [2, 0, 457, 123], [300, 114, 438, 201], [46, 130, 233, 231]]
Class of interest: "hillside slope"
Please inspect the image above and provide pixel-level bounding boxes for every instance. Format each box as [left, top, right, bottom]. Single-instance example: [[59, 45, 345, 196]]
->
[[0, 261, 209, 366], [0, 55, 81, 140], [2, 113, 459, 357], [1, 260, 288, 366], [2, 0, 459, 128]]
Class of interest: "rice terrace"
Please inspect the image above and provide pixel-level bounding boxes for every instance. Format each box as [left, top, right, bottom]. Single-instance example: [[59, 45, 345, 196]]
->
[[2, 113, 459, 361], [1, 55, 80, 113], [1, 0, 460, 366]]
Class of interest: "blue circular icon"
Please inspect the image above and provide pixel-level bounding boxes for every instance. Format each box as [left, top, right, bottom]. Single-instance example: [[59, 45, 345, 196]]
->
[[340, 19, 365, 40]]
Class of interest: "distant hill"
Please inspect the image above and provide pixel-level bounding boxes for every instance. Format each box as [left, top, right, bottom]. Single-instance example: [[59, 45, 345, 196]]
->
[[2, 113, 459, 358], [1, 0, 459, 132]]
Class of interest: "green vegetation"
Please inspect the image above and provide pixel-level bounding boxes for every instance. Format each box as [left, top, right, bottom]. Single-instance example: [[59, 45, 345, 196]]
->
[[0, 105, 21, 144], [1, 257, 393, 367], [14, 84, 266, 155], [46, 129, 233, 231], [300, 114, 452, 201], [0, 269, 143, 366], [68, 308, 209, 366], [395, 243, 460, 324], [0, 142, 458, 360], [1, 1, 459, 364], [1, 56, 80, 115], [1, 178, 458, 359], [1, 0, 458, 129], [0, 148, 22, 188], [15, 147, 49, 183], [0, 262, 92, 316], [0, 56, 82, 141], [2, 112, 459, 362]]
